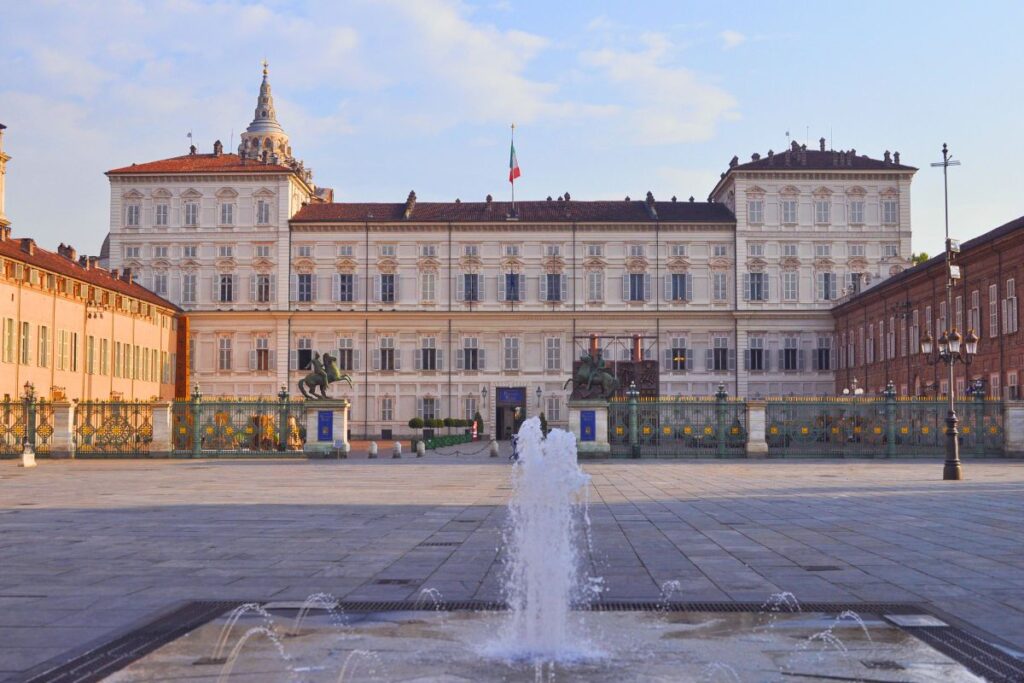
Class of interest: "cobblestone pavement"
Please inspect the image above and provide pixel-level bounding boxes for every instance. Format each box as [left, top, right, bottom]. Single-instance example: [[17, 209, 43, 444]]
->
[[1, 449, 1023, 679]]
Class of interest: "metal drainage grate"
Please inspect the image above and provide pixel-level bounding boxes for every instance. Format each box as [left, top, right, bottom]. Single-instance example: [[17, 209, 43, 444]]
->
[[372, 579, 415, 586], [904, 625, 1024, 683], [802, 565, 844, 572], [419, 542, 462, 547]]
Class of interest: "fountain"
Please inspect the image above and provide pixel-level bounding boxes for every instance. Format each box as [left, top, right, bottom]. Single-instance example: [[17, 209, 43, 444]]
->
[[98, 419, 996, 682]]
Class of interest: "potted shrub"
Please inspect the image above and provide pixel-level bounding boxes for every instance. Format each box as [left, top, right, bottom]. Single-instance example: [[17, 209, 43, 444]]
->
[[539, 411, 549, 437], [473, 411, 485, 439]]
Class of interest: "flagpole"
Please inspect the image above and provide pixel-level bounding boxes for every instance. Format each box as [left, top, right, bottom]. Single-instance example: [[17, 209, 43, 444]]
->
[[510, 123, 516, 214]]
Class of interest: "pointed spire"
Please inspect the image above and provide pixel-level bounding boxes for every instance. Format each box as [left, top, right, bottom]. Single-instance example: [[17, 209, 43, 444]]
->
[[238, 61, 292, 162]]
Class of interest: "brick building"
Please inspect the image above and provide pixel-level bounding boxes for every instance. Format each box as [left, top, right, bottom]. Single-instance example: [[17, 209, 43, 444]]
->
[[832, 215, 1024, 398]]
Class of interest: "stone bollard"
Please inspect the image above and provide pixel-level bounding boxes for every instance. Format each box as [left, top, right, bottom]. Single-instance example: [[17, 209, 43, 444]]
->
[[392, 441, 402, 458], [20, 439, 37, 468], [489, 438, 499, 458], [416, 441, 426, 457], [368, 441, 378, 459], [339, 442, 350, 459]]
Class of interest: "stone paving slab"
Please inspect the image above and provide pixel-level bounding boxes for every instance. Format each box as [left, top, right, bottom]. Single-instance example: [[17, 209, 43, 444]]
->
[[1, 450, 1023, 680]]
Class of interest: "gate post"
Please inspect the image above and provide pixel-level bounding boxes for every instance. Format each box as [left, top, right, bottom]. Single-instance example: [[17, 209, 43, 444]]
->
[[190, 384, 202, 458], [627, 382, 640, 458], [745, 400, 768, 458], [151, 402, 173, 456], [24, 393, 37, 452], [277, 386, 289, 452], [50, 401, 75, 459], [973, 390, 986, 455], [1003, 400, 1024, 457], [715, 383, 727, 458], [884, 381, 897, 459]]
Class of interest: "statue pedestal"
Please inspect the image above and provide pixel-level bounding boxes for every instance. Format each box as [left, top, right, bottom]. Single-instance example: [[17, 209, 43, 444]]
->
[[303, 399, 350, 456], [568, 399, 610, 458]]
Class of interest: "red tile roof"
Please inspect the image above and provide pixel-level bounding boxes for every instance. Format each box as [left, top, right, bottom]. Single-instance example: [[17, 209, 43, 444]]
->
[[730, 148, 917, 173], [292, 199, 735, 224], [0, 236, 180, 311], [107, 152, 294, 176]]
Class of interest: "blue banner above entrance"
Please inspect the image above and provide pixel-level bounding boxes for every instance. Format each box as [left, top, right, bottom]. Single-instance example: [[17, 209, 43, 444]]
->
[[496, 387, 526, 406]]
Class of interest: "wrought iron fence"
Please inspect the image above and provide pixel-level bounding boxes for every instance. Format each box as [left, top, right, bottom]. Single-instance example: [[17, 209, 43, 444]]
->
[[609, 396, 747, 457], [0, 398, 52, 457], [171, 398, 309, 456], [766, 396, 1003, 458], [74, 401, 154, 456]]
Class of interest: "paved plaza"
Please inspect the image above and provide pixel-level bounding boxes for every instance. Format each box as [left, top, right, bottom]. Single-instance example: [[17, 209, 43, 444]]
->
[[1, 450, 1023, 680]]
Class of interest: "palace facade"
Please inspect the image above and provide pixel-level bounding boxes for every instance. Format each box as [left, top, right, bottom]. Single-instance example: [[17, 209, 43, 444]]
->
[[104, 68, 916, 438]]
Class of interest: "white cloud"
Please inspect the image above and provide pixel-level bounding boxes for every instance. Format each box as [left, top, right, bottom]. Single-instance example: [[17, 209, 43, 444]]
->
[[720, 30, 746, 49], [580, 33, 739, 145]]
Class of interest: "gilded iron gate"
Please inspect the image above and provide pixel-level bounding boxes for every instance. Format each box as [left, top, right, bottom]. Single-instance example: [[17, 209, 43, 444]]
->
[[171, 398, 308, 456], [609, 396, 746, 457], [74, 401, 154, 456], [0, 398, 53, 457]]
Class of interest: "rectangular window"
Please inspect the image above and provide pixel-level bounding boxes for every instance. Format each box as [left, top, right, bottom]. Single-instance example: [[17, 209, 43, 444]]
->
[[545, 244, 561, 257], [254, 245, 272, 258], [504, 273, 522, 302], [86, 335, 95, 374], [464, 396, 478, 422], [463, 273, 480, 302], [545, 396, 561, 422], [70, 333, 78, 372], [817, 272, 837, 301], [629, 244, 645, 258], [183, 245, 197, 258], [883, 244, 898, 258], [379, 244, 397, 257], [782, 271, 798, 301], [20, 322, 30, 365], [545, 337, 561, 371], [849, 244, 865, 257], [782, 243, 798, 257], [882, 199, 899, 224], [295, 337, 313, 370], [628, 273, 646, 301], [781, 337, 799, 372], [1004, 278, 1018, 335], [125, 245, 141, 259], [463, 244, 479, 257], [332, 338, 354, 372], [815, 200, 830, 224], [378, 337, 396, 371], [670, 244, 687, 257], [219, 274, 234, 303], [338, 244, 354, 257], [420, 397, 437, 421], [989, 283, 999, 337], [182, 273, 197, 304], [381, 397, 394, 422], [747, 243, 764, 257], [747, 200, 764, 224], [586, 244, 603, 257], [2, 318, 14, 363], [713, 272, 728, 301], [587, 271, 604, 301], [254, 337, 270, 371], [184, 202, 199, 227], [670, 273, 690, 301], [126, 204, 140, 227], [815, 336, 831, 371], [970, 290, 980, 335], [114, 341, 122, 377], [544, 273, 563, 302], [781, 199, 797, 224], [100, 338, 109, 375], [152, 245, 168, 259], [255, 274, 273, 303], [153, 273, 168, 296], [712, 336, 730, 372], [296, 245, 313, 258], [815, 244, 831, 258], [218, 245, 233, 258], [670, 337, 688, 371], [504, 244, 520, 257], [747, 336, 765, 371], [218, 337, 232, 371], [420, 244, 438, 257], [219, 203, 234, 225], [155, 203, 169, 226], [849, 200, 865, 224], [37, 326, 49, 368], [256, 199, 271, 225], [462, 337, 480, 371], [297, 273, 314, 302], [712, 244, 729, 257], [746, 272, 768, 301], [420, 337, 438, 371], [503, 337, 520, 370], [379, 274, 396, 303]]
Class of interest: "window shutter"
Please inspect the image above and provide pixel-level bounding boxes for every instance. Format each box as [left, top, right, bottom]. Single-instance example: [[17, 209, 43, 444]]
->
[[498, 274, 506, 302], [685, 349, 693, 370], [540, 273, 548, 301], [664, 275, 672, 301], [289, 274, 298, 302], [417, 397, 424, 419], [249, 350, 257, 370], [644, 273, 652, 301], [437, 350, 444, 370], [705, 347, 713, 371], [268, 275, 277, 302], [663, 348, 672, 371], [811, 348, 820, 371], [560, 274, 567, 301], [373, 275, 382, 302], [249, 275, 257, 302], [414, 348, 422, 370], [763, 276, 770, 301], [371, 349, 380, 371], [394, 275, 401, 302], [728, 349, 736, 371], [289, 349, 297, 370], [621, 275, 629, 301], [743, 349, 751, 370], [742, 273, 750, 301], [764, 348, 772, 372], [478, 348, 486, 370], [456, 347, 464, 369], [268, 350, 276, 370], [798, 349, 807, 370], [352, 276, 360, 302], [332, 274, 340, 301], [394, 349, 402, 370], [456, 273, 465, 301]]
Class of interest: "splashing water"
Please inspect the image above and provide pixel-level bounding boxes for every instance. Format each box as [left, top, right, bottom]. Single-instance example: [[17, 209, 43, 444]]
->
[[415, 587, 445, 611], [659, 580, 683, 611], [335, 649, 384, 683], [698, 661, 743, 682], [289, 592, 342, 636], [216, 626, 290, 683], [760, 591, 802, 615], [490, 418, 598, 662], [209, 603, 276, 662]]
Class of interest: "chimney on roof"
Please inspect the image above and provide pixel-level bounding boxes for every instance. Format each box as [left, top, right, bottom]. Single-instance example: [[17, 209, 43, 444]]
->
[[121, 267, 132, 282], [20, 238, 34, 255], [894, 151, 900, 165], [403, 190, 417, 219], [729, 155, 738, 168], [78, 255, 88, 269], [213, 140, 223, 156], [189, 144, 197, 156], [883, 150, 892, 164], [88, 256, 100, 270], [819, 137, 826, 152], [65, 244, 77, 262], [110, 269, 119, 279], [0, 226, 9, 241]]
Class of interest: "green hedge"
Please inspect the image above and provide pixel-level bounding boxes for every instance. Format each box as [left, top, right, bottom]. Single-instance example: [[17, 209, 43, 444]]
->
[[423, 434, 473, 450]]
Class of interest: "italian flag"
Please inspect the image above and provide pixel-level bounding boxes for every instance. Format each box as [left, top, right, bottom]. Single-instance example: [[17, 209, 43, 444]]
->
[[509, 141, 521, 183]]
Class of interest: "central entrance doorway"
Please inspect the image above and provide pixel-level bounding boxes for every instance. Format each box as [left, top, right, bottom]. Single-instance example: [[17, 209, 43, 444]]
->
[[495, 387, 526, 440]]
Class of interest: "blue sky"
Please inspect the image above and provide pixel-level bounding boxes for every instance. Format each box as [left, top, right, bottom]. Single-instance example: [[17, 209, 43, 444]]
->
[[2, 0, 1022, 257]]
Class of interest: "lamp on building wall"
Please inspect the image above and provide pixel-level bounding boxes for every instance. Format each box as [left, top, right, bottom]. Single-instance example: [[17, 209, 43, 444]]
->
[[536, 386, 543, 408], [22, 381, 35, 402]]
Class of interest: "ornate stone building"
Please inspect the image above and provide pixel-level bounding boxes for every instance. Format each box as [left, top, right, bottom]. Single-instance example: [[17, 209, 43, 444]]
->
[[105, 68, 917, 437]]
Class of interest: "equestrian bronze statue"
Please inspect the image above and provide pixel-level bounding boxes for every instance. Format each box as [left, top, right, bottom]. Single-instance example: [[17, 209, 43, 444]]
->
[[297, 351, 353, 399], [564, 350, 620, 399]]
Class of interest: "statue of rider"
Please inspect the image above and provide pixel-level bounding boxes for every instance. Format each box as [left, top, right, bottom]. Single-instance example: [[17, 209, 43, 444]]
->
[[309, 351, 328, 384]]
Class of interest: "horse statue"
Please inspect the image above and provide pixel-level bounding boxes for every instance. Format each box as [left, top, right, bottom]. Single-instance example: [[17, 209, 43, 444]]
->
[[297, 351, 353, 399], [564, 351, 620, 399]]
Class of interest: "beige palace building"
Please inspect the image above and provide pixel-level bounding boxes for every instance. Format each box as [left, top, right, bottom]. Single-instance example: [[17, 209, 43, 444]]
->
[[104, 68, 916, 438], [0, 124, 183, 402]]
